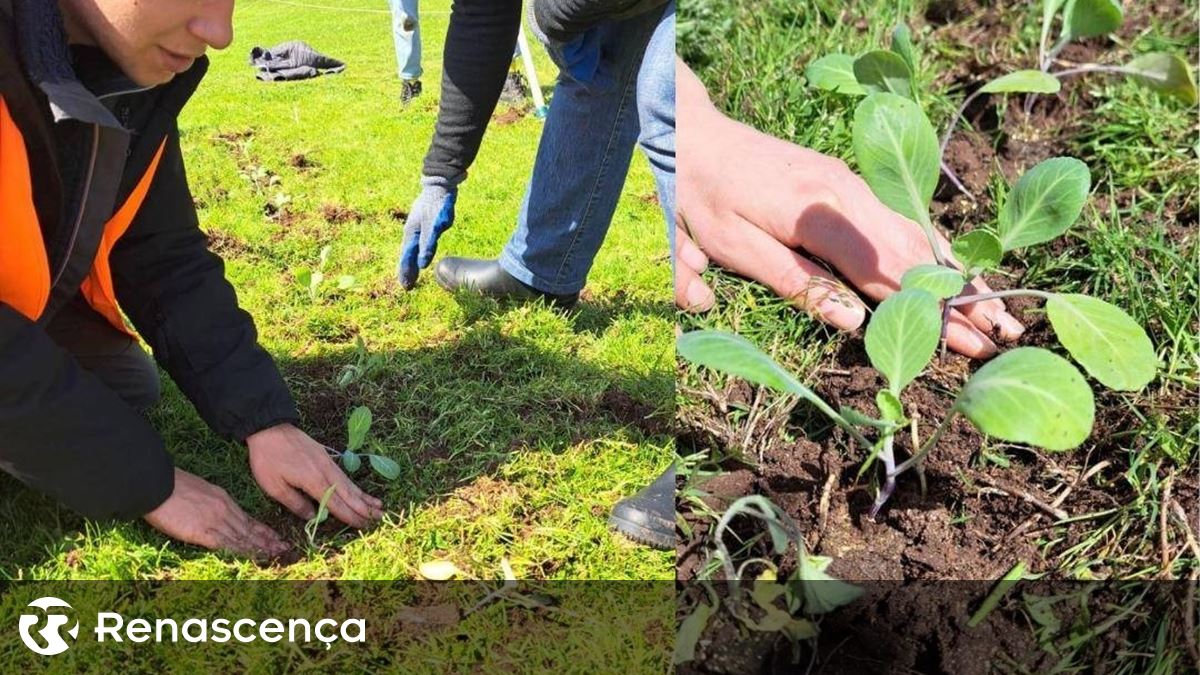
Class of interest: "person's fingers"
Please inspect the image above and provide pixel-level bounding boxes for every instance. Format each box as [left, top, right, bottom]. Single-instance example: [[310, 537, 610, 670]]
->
[[246, 516, 291, 556], [706, 214, 867, 331], [954, 278, 1025, 342], [676, 225, 709, 273], [265, 481, 317, 521], [397, 224, 421, 289], [676, 263, 715, 312], [945, 308, 999, 359], [321, 467, 380, 526], [324, 489, 370, 529]]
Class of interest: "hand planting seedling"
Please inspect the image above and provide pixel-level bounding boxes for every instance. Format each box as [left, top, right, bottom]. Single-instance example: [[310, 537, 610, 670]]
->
[[293, 245, 357, 302], [325, 405, 402, 482], [807, 12, 1197, 198], [679, 91, 1158, 517]]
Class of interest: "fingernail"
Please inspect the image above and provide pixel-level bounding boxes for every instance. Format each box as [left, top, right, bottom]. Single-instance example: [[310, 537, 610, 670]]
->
[[995, 313, 1025, 341], [685, 282, 714, 311], [815, 295, 866, 332]]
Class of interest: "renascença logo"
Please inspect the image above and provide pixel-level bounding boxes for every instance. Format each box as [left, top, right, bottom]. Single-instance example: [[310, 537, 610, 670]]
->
[[15, 596, 365, 654], [19, 597, 79, 656]]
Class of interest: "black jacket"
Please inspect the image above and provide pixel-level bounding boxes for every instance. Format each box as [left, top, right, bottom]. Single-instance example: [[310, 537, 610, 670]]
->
[[0, 2, 298, 519]]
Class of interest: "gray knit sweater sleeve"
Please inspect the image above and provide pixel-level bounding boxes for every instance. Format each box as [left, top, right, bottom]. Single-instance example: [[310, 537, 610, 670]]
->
[[420, 0, 522, 184], [420, 0, 668, 185]]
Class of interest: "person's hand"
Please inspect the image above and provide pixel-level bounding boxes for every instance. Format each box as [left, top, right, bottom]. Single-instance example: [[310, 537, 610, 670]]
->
[[144, 468, 291, 559], [246, 423, 384, 528], [676, 60, 1023, 359], [397, 176, 458, 289]]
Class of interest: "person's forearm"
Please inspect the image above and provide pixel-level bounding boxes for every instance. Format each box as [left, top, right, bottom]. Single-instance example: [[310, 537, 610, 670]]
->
[[677, 57, 718, 130], [421, 0, 522, 184]]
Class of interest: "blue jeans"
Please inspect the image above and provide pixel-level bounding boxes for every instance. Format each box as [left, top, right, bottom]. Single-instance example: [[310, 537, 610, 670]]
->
[[388, 0, 421, 80], [500, 3, 676, 295]]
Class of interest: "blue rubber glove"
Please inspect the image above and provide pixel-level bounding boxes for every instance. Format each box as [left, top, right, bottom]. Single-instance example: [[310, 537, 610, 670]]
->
[[397, 176, 458, 290]]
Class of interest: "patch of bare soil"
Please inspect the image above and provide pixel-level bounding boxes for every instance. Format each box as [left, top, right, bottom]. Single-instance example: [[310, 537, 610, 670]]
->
[[493, 105, 532, 126], [319, 202, 364, 224]]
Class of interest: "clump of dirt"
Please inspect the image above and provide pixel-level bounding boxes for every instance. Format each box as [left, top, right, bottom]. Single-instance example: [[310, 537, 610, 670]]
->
[[493, 105, 531, 126], [289, 152, 319, 171], [204, 229, 250, 257], [319, 202, 363, 224], [388, 207, 410, 222], [263, 201, 300, 227]]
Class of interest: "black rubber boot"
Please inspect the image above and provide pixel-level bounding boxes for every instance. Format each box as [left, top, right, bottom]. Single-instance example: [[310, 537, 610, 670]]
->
[[434, 257, 579, 308], [608, 466, 675, 551], [401, 79, 422, 105]]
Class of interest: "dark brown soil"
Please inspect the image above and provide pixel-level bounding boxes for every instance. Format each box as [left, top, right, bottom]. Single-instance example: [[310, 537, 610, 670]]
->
[[493, 105, 532, 126], [319, 202, 364, 224]]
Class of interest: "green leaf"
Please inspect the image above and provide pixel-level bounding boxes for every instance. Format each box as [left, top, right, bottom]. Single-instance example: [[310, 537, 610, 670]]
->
[[1046, 294, 1157, 391], [1062, 0, 1122, 40], [853, 50, 914, 99], [876, 390, 904, 422], [955, 347, 1095, 451], [341, 449, 361, 473], [677, 331, 824, 406], [1124, 53, 1198, 105], [891, 24, 917, 74], [980, 70, 1062, 94], [673, 601, 714, 664], [315, 485, 335, 523], [951, 230, 1004, 277], [318, 244, 333, 269], [901, 264, 966, 299], [795, 553, 864, 614], [806, 54, 867, 95], [852, 93, 939, 227], [337, 275, 357, 290], [347, 405, 373, 452], [1042, 0, 1067, 45], [864, 289, 942, 395], [368, 454, 402, 481], [997, 157, 1091, 251], [294, 267, 312, 289]]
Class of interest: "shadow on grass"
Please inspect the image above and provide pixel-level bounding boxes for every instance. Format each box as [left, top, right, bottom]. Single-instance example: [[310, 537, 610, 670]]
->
[[0, 320, 672, 577]]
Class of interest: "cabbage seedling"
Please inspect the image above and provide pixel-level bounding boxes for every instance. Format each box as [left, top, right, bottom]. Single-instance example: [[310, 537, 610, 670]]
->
[[293, 245, 357, 302], [325, 405, 402, 481], [679, 92, 1157, 516]]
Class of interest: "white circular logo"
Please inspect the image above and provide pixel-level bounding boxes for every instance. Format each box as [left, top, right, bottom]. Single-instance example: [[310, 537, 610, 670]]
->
[[18, 597, 79, 656]]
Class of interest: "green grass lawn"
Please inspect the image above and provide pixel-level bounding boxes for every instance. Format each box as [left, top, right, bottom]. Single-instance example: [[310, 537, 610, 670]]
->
[[0, 0, 673, 582]]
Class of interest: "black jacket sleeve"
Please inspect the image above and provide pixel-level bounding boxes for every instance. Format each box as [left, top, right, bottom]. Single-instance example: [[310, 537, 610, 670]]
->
[[421, 0, 522, 184], [0, 304, 175, 519], [110, 126, 299, 442]]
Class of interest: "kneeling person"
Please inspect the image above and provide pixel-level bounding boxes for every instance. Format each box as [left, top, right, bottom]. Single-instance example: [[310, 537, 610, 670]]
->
[[0, 0, 381, 557]]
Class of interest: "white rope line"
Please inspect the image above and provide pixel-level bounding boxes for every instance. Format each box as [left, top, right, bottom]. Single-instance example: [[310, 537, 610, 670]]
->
[[252, 0, 450, 15]]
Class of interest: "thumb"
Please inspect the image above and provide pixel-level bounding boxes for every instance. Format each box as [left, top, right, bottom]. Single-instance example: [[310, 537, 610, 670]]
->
[[418, 191, 456, 268]]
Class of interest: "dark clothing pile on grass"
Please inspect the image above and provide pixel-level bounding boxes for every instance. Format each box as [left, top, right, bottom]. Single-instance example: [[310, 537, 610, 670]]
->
[[249, 41, 346, 82], [0, 0, 298, 519]]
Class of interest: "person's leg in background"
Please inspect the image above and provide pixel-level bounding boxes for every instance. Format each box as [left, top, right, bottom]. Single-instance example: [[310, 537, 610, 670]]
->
[[434, 6, 665, 302], [605, 2, 676, 551], [389, 0, 423, 105], [42, 296, 162, 414]]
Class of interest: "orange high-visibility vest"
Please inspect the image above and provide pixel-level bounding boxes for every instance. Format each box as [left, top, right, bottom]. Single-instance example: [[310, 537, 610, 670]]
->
[[0, 97, 165, 337]]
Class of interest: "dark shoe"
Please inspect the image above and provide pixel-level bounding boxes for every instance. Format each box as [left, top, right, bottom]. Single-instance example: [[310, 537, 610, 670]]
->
[[434, 257, 579, 308], [401, 79, 422, 105], [608, 466, 675, 551]]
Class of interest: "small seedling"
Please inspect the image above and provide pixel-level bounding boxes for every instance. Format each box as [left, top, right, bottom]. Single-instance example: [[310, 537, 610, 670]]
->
[[680, 92, 1158, 517], [327, 405, 403, 481], [304, 484, 337, 548], [338, 335, 385, 388], [294, 245, 357, 302], [807, 16, 1197, 199]]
